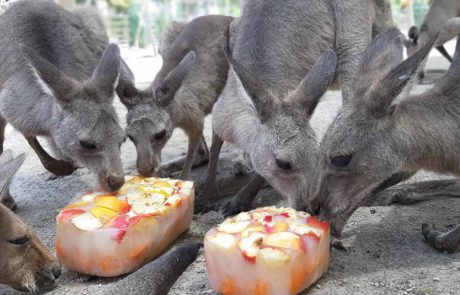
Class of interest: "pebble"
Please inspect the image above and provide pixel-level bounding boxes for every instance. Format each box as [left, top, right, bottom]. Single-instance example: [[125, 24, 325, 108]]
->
[[433, 277, 440, 282], [316, 284, 321, 289], [370, 208, 376, 214]]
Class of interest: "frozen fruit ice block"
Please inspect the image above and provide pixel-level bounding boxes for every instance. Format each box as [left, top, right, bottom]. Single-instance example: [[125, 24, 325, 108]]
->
[[204, 206, 330, 295], [56, 176, 194, 277]]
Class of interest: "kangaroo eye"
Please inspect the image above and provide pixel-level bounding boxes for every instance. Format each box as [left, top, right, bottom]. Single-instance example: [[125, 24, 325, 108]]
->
[[9, 236, 30, 246], [275, 158, 291, 170], [154, 130, 167, 141], [79, 140, 97, 150], [331, 155, 353, 168]]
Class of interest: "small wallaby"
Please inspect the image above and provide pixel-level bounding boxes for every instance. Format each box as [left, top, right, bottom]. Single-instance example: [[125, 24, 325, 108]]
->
[[0, 151, 61, 292], [0, 0, 126, 192], [119, 15, 233, 179], [310, 28, 460, 253], [198, 0, 394, 214], [405, 0, 460, 70]]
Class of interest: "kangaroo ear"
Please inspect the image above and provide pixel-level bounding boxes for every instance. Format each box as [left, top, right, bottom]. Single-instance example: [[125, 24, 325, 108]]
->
[[286, 49, 337, 116], [25, 48, 78, 103], [223, 43, 275, 122], [353, 28, 405, 101], [0, 151, 25, 197], [91, 44, 121, 99], [365, 34, 435, 117], [154, 51, 196, 107], [117, 59, 141, 108]]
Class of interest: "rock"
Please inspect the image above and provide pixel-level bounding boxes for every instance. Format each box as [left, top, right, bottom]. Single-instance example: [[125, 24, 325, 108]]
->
[[433, 277, 440, 282]]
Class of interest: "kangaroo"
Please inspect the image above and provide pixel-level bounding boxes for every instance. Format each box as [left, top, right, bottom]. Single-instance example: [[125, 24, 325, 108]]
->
[[310, 28, 460, 253], [119, 15, 233, 179], [405, 0, 460, 69], [0, 151, 61, 292], [0, 0, 126, 192], [198, 0, 394, 215]]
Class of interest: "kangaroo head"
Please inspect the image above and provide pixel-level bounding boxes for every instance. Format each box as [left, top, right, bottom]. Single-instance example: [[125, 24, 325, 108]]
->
[[309, 28, 435, 236], [227, 47, 337, 210], [119, 52, 196, 176], [27, 44, 126, 192], [0, 152, 60, 292]]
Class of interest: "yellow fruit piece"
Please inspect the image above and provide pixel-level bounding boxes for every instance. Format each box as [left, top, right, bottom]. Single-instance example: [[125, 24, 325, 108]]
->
[[266, 221, 289, 233], [263, 232, 301, 250], [91, 206, 119, 223], [152, 180, 172, 188], [95, 196, 130, 213], [257, 247, 291, 267], [63, 201, 87, 210]]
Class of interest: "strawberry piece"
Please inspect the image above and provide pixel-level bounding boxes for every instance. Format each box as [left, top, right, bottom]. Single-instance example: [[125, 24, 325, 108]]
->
[[306, 216, 329, 232], [263, 215, 272, 223], [280, 212, 290, 218]]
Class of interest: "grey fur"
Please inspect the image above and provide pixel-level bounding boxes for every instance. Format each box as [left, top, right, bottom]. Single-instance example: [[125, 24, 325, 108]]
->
[[0, 0, 126, 192], [119, 15, 234, 179], [199, 0, 393, 214], [405, 0, 460, 72], [310, 28, 460, 252]]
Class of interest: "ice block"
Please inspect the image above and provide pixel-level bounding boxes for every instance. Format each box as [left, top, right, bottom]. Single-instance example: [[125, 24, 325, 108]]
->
[[56, 176, 194, 277], [204, 207, 330, 295]]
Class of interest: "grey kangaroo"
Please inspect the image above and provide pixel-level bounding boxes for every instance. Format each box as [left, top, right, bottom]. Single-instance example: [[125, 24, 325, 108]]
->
[[198, 0, 394, 215], [406, 0, 460, 67], [310, 28, 460, 253], [0, 0, 126, 193], [0, 151, 61, 292], [119, 15, 233, 179]]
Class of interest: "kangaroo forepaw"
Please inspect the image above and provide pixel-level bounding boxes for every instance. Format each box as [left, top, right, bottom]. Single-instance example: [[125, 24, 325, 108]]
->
[[1, 195, 17, 211], [422, 223, 460, 253], [222, 198, 253, 218], [44, 160, 76, 176]]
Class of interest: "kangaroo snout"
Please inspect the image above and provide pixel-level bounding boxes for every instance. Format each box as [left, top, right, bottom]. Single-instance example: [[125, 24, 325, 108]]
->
[[106, 174, 125, 192], [35, 264, 61, 291]]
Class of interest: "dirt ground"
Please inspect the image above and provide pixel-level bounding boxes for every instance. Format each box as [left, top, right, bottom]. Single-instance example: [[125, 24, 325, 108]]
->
[[0, 48, 459, 295]]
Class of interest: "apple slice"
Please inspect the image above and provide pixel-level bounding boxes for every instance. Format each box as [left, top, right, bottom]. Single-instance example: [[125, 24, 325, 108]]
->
[[95, 196, 131, 214], [257, 247, 291, 267], [263, 232, 301, 250], [71, 212, 103, 231], [306, 216, 329, 232], [218, 220, 250, 234], [289, 223, 322, 239], [238, 232, 265, 263], [127, 193, 166, 206], [264, 221, 288, 233], [139, 186, 174, 196], [164, 194, 182, 208], [241, 226, 265, 238], [58, 208, 86, 223], [235, 212, 251, 222], [207, 232, 238, 251], [132, 203, 167, 215]]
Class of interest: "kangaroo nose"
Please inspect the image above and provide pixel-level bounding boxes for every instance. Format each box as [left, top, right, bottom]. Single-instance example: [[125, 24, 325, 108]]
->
[[52, 266, 62, 280], [107, 175, 124, 191], [138, 163, 154, 177], [308, 197, 321, 216]]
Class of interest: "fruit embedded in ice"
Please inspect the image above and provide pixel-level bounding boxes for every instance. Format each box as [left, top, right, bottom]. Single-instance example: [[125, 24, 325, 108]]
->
[[132, 203, 167, 215], [257, 247, 291, 267], [289, 223, 321, 240], [127, 193, 166, 205], [59, 208, 86, 222], [240, 226, 265, 238], [264, 221, 288, 233], [235, 212, 251, 222], [71, 212, 103, 231], [208, 232, 238, 251], [152, 180, 172, 188], [218, 220, 250, 234], [91, 207, 119, 223], [165, 194, 182, 208], [306, 216, 329, 232], [94, 196, 131, 214], [238, 232, 266, 263], [262, 232, 301, 250]]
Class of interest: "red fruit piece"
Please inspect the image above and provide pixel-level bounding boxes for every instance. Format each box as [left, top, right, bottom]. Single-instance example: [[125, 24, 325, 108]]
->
[[306, 216, 329, 231], [129, 215, 149, 226], [59, 208, 86, 223], [263, 215, 272, 223], [280, 212, 290, 218]]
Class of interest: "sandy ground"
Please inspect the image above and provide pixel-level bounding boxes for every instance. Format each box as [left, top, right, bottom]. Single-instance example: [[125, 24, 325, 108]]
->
[[1, 45, 460, 295]]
